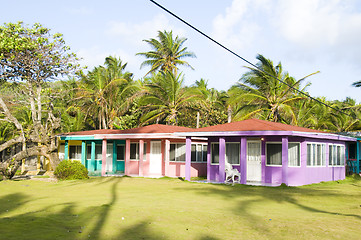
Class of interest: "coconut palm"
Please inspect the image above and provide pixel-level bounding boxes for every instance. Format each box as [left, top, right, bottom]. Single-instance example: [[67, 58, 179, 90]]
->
[[75, 56, 139, 129], [193, 79, 228, 110], [229, 54, 317, 123], [139, 71, 198, 125], [293, 97, 331, 130], [137, 30, 196, 76], [186, 79, 228, 127], [327, 98, 361, 132]]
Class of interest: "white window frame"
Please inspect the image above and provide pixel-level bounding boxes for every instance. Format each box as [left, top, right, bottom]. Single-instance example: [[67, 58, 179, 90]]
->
[[210, 142, 240, 165], [307, 142, 326, 167], [266, 142, 283, 167], [225, 142, 240, 165], [211, 142, 220, 165], [328, 144, 345, 167], [130, 142, 147, 161], [69, 145, 82, 160], [265, 142, 302, 167], [191, 143, 208, 162], [288, 142, 301, 167], [170, 143, 186, 162]]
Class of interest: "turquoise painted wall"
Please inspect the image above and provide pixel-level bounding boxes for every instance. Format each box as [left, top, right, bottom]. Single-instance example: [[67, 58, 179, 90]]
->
[[63, 138, 126, 175]]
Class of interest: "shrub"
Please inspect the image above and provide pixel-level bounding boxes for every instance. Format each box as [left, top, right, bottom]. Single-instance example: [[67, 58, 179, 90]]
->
[[54, 160, 88, 180]]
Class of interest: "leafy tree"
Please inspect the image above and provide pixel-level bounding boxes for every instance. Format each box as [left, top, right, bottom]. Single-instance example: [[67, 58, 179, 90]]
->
[[0, 22, 78, 179], [229, 54, 317, 123], [179, 79, 227, 128], [51, 77, 88, 132], [327, 98, 361, 132], [137, 30, 196, 76], [76, 56, 139, 129], [293, 97, 331, 130], [113, 101, 142, 130], [139, 71, 199, 125]]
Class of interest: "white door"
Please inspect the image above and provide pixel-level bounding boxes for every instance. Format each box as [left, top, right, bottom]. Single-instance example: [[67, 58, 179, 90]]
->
[[105, 143, 113, 172], [149, 141, 162, 175], [247, 141, 262, 182]]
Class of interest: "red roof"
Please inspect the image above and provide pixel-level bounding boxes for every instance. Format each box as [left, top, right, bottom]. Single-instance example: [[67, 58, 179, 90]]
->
[[61, 124, 193, 136], [191, 119, 325, 133], [61, 119, 325, 136]]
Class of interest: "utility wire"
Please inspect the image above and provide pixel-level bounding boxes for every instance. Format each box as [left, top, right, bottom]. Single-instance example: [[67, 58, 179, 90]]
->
[[149, 0, 355, 119]]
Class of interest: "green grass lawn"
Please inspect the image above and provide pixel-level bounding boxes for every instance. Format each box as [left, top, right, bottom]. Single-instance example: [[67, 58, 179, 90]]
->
[[0, 176, 361, 240]]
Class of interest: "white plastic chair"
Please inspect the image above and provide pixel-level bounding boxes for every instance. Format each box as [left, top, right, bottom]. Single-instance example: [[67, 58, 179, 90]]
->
[[224, 161, 241, 185]]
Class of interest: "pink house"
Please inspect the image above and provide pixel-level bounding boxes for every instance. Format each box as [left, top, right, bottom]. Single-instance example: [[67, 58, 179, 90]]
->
[[58, 124, 207, 178]]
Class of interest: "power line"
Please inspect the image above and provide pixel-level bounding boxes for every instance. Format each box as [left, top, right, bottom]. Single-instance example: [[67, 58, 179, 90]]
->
[[149, 0, 355, 119]]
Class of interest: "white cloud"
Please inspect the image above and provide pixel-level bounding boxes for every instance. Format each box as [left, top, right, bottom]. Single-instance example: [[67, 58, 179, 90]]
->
[[275, 0, 345, 46], [274, 0, 361, 61], [211, 0, 361, 65], [212, 0, 269, 50], [77, 46, 107, 70]]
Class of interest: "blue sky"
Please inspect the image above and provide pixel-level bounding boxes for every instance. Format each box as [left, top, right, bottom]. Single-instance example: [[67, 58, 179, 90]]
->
[[2, 0, 361, 102]]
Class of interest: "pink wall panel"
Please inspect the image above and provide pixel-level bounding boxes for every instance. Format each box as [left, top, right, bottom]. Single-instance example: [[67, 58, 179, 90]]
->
[[167, 162, 207, 178]]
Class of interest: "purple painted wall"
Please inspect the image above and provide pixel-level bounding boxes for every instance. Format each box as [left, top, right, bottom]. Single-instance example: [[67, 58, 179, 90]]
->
[[265, 167, 282, 184], [207, 136, 348, 186]]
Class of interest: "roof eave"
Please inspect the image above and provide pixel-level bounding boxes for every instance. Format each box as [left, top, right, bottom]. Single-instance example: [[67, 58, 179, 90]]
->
[[175, 130, 357, 141]]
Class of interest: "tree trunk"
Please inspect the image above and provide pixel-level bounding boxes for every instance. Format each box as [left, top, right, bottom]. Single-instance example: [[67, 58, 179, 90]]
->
[[196, 111, 200, 128], [99, 111, 102, 129], [227, 105, 232, 123]]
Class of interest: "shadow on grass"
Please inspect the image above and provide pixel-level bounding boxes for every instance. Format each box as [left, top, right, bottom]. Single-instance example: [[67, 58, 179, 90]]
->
[[175, 180, 361, 238], [114, 220, 167, 240], [0, 177, 124, 239], [2, 177, 219, 240], [0, 193, 31, 217]]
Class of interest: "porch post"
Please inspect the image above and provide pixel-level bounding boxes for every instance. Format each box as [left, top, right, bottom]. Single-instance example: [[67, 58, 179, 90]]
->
[[113, 141, 117, 174], [139, 139, 144, 176], [240, 137, 247, 184], [125, 139, 130, 176], [64, 140, 69, 160], [218, 137, 226, 183], [81, 141, 86, 166], [102, 139, 107, 176], [90, 141, 96, 172], [326, 143, 329, 167], [207, 138, 211, 182], [261, 139, 266, 183], [282, 136, 289, 185], [164, 139, 170, 177], [185, 136, 192, 181]]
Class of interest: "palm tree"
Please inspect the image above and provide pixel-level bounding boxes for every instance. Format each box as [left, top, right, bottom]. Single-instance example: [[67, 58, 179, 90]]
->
[[137, 30, 196, 76], [327, 98, 361, 132], [75, 56, 139, 129], [228, 54, 317, 123], [193, 79, 228, 110], [190, 79, 228, 127], [139, 71, 198, 125], [293, 98, 331, 130], [61, 106, 86, 132]]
